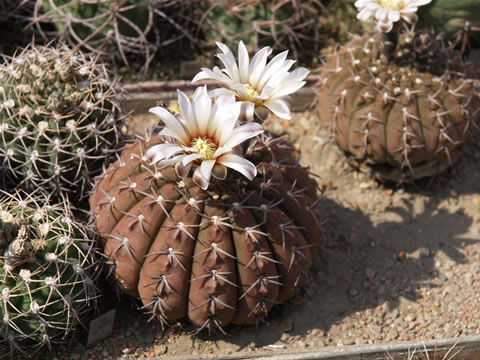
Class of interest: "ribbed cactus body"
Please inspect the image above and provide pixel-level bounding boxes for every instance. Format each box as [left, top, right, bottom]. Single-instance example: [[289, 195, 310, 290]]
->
[[0, 192, 100, 358], [317, 30, 480, 182], [0, 44, 122, 200], [89, 135, 323, 330]]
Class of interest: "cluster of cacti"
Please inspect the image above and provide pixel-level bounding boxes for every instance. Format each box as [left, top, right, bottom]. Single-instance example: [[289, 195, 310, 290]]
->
[[31, 0, 205, 74], [0, 43, 123, 201], [89, 134, 322, 330], [200, 0, 360, 66], [317, 29, 480, 182], [0, 191, 100, 359]]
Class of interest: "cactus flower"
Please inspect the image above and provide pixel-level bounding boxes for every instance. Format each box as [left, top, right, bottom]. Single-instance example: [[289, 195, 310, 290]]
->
[[355, 0, 432, 32], [147, 86, 263, 190], [192, 41, 309, 122]]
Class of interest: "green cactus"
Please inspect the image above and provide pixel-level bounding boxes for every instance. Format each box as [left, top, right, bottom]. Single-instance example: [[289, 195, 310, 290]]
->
[[201, 0, 361, 66], [89, 134, 323, 331], [417, 0, 480, 40], [32, 0, 205, 73], [0, 191, 100, 359], [0, 43, 123, 201], [317, 29, 480, 182]]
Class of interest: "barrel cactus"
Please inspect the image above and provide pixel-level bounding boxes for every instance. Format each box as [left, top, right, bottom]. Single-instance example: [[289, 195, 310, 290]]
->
[[89, 133, 322, 330], [0, 191, 100, 358], [317, 29, 480, 182], [0, 43, 123, 200]]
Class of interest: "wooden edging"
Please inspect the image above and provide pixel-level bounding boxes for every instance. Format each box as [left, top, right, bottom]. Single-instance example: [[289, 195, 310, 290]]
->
[[143, 335, 480, 360], [123, 77, 320, 115]]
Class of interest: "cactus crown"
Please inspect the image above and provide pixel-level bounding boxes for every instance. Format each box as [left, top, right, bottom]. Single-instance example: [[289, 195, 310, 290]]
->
[[0, 43, 123, 201]]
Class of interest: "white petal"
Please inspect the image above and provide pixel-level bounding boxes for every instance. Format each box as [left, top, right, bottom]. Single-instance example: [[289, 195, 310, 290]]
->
[[264, 98, 292, 120], [254, 106, 271, 122], [238, 101, 255, 123], [248, 46, 272, 88], [217, 153, 257, 180], [200, 159, 216, 181], [209, 87, 235, 98], [408, 0, 432, 6], [222, 122, 263, 149], [211, 164, 227, 180], [401, 12, 418, 24], [192, 66, 233, 85], [216, 42, 240, 83], [256, 50, 288, 91], [231, 83, 248, 101], [238, 41, 250, 83], [269, 67, 309, 98], [146, 143, 183, 163], [375, 8, 389, 21], [213, 146, 233, 159], [377, 18, 394, 32], [357, 7, 374, 20], [388, 10, 401, 22], [149, 106, 190, 144], [177, 89, 196, 133], [210, 95, 240, 143], [192, 86, 211, 136], [182, 153, 202, 166], [192, 70, 212, 83], [175, 160, 192, 178]]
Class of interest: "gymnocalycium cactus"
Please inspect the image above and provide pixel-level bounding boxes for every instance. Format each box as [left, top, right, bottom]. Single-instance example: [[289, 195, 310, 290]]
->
[[90, 133, 322, 331], [318, 1, 480, 182], [0, 191, 100, 359], [90, 42, 321, 331], [0, 43, 123, 200]]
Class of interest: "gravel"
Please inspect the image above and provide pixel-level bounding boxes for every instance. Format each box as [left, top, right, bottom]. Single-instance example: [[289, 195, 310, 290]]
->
[[52, 111, 480, 359]]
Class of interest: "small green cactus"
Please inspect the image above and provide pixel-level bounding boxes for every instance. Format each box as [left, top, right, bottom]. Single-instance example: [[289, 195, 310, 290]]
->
[[317, 29, 480, 182], [0, 43, 123, 201], [0, 191, 100, 359]]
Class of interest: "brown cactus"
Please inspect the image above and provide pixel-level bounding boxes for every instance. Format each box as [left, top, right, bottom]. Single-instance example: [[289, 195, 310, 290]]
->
[[317, 29, 480, 182], [89, 134, 323, 331]]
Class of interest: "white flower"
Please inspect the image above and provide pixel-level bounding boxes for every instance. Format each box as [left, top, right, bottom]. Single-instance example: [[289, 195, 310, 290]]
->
[[355, 0, 432, 33], [146, 86, 263, 190], [192, 41, 309, 122]]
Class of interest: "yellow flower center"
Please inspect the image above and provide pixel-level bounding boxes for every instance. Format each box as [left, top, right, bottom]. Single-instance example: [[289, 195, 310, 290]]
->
[[376, 0, 405, 11], [243, 83, 260, 102], [190, 137, 217, 160]]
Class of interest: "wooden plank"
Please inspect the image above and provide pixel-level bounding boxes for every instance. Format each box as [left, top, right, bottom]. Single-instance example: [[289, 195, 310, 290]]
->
[[152, 335, 480, 360], [123, 77, 320, 115]]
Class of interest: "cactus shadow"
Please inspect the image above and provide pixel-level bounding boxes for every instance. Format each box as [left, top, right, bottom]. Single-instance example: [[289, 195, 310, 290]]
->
[[202, 192, 478, 349]]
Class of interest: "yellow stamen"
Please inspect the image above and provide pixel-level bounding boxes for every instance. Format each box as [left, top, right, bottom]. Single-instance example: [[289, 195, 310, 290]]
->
[[376, 0, 405, 11], [190, 137, 217, 160], [243, 83, 260, 102]]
